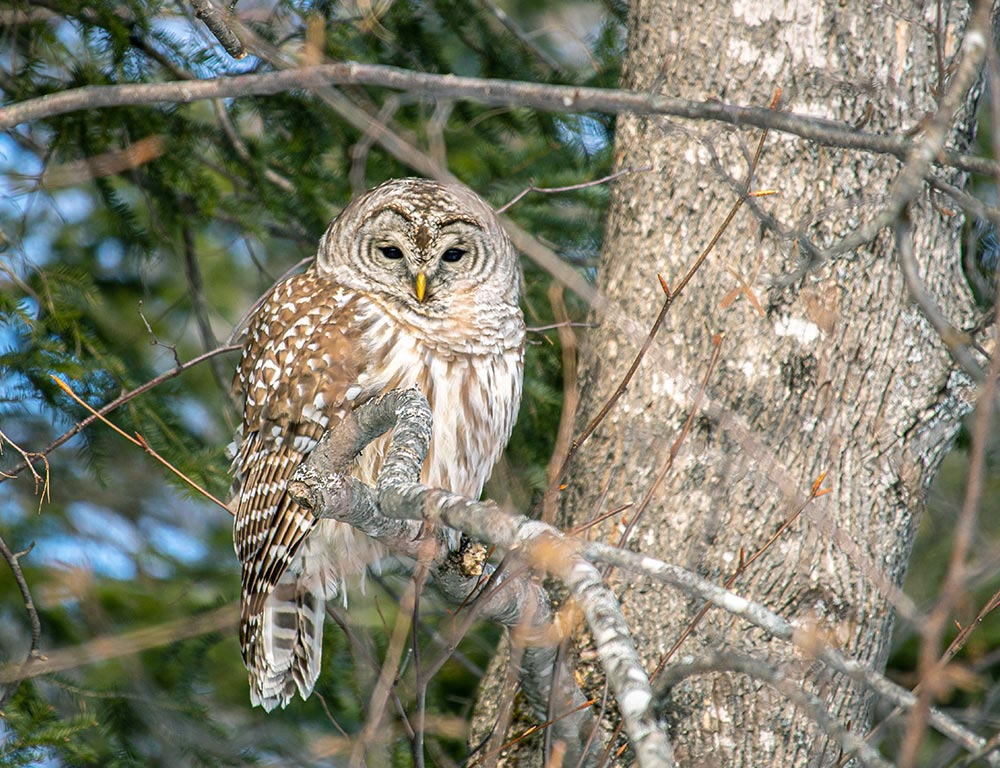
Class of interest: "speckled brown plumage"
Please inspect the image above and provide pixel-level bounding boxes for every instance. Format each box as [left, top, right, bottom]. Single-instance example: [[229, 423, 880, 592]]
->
[[230, 179, 525, 710]]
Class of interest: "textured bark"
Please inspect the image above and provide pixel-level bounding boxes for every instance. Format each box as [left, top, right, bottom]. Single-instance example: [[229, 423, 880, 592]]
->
[[558, 1, 981, 765]]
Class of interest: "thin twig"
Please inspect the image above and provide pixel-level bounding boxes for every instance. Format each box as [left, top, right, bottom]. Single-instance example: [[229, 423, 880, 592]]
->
[[615, 335, 724, 549], [0, 603, 237, 684], [583, 540, 993, 761], [138, 300, 182, 367], [541, 88, 779, 516], [352, 558, 432, 765], [895, 215, 984, 381], [0, 430, 50, 510], [49, 376, 230, 512], [0, 532, 44, 707], [1, 345, 240, 485], [599, 470, 830, 766], [655, 473, 830, 678], [542, 282, 580, 524], [655, 653, 892, 768], [468, 698, 598, 768], [898, 33, 1000, 768], [181, 226, 232, 397], [496, 166, 652, 214], [470, 0, 564, 76]]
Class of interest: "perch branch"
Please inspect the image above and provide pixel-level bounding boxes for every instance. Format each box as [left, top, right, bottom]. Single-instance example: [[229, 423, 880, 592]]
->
[[288, 391, 601, 765], [288, 389, 671, 768]]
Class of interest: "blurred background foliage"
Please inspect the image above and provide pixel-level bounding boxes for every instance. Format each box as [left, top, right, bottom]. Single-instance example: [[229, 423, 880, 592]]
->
[[0, 0, 620, 764], [0, 0, 998, 765]]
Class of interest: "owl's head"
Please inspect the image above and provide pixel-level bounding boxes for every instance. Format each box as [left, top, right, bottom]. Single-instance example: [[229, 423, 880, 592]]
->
[[316, 179, 521, 317]]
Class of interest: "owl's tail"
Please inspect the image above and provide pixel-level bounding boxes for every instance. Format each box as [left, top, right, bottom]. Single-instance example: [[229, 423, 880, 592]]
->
[[242, 521, 385, 710], [242, 565, 332, 712]]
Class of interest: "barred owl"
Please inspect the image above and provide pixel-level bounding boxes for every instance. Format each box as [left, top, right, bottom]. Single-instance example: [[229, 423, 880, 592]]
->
[[230, 178, 525, 710]]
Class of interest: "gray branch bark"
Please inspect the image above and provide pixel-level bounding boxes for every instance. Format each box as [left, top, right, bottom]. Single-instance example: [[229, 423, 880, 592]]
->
[[287, 389, 672, 768], [288, 388, 1000, 766], [2, 62, 995, 178]]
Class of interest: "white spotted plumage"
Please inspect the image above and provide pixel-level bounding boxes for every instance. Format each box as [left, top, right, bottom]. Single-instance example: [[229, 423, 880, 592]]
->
[[230, 179, 524, 711]]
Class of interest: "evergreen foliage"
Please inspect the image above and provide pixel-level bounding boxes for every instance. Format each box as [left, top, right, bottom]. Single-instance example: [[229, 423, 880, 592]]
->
[[1, 0, 620, 762], [4, 1, 995, 764]]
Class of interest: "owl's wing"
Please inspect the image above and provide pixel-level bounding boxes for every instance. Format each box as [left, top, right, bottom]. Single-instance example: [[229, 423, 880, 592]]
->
[[231, 272, 363, 707]]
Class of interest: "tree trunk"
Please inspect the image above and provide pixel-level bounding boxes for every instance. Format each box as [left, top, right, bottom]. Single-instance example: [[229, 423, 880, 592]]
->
[[557, 0, 980, 764]]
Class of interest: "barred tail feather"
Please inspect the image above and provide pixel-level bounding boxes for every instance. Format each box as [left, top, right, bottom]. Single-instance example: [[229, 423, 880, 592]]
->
[[242, 523, 384, 710], [245, 568, 334, 711]]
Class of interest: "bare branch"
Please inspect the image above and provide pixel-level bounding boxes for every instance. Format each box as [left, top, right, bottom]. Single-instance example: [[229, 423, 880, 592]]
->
[[181, 227, 233, 399], [49, 376, 230, 512], [895, 216, 985, 381], [805, 0, 992, 267], [2, 63, 995, 178], [542, 282, 579, 525], [899, 47, 1000, 757], [496, 166, 652, 214], [583, 540, 998, 763], [0, 533, 43, 707], [0, 604, 237, 684], [655, 652, 892, 768], [288, 392, 600, 764], [540, 101, 774, 516]]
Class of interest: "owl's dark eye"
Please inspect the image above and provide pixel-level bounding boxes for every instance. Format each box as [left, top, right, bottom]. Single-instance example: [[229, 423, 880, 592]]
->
[[379, 246, 404, 260], [442, 247, 466, 263]]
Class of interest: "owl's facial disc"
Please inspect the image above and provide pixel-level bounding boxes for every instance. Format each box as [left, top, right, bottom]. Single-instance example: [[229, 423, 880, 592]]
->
[[362, 210, 488, 307], [318, 179, 521, 312]]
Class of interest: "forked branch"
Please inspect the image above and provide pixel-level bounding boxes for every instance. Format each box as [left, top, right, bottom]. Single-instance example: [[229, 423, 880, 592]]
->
[[289, 388, 1000, 768]]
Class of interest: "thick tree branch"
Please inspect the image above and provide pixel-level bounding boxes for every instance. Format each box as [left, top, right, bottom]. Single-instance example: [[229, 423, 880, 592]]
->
[[2, 63, 995, 178], [288, 389, 671, 768]]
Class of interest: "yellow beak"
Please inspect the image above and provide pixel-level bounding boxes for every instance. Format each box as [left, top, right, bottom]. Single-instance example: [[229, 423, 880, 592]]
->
[[415, 272, 427, 303]]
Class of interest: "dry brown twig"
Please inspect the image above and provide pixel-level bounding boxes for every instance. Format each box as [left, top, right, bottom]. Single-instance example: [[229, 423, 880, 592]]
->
[[0, 429, 50, 509], [49, 376, 230, 513], [896, 35, 1000, 768], [1, 344, 240, 486]]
